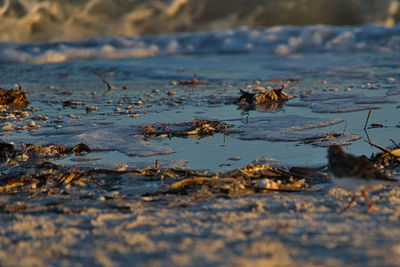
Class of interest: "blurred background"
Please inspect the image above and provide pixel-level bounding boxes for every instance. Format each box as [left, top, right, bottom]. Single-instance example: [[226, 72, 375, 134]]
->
[[0, 0, 399, 42]]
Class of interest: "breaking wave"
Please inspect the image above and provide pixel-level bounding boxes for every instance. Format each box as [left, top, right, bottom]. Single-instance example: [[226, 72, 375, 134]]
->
[[1, 23, 400, 64]]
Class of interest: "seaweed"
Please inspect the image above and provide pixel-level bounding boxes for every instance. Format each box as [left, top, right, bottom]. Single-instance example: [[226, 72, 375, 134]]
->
[[177, 74, 209, 86], [237, 86, 293, 111], [160, 163, 323, 197], [138, 119, 229, 140], [0, 141, 91, 163], [368, 140, 400, 169], [0, 154, 327, 200], [0, 86, 29, 108]]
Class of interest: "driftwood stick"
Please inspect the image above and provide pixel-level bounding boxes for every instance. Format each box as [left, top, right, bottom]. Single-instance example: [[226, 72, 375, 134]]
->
[[389, 138, 399, 148], [91, 68, 113, 90], [364, 139, 400, 160], [364, 110, 372, 130], [342, 121, 347, 134]]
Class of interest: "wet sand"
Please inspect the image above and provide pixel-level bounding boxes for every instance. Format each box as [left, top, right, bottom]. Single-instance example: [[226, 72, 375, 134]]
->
[[0, 179, 399, 267], [1, 50, 400, 267]]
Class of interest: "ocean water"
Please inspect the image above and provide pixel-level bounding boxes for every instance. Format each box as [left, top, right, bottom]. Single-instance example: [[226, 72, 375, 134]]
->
[[1, 24, 400, 171], [1, 24, 400, 64]]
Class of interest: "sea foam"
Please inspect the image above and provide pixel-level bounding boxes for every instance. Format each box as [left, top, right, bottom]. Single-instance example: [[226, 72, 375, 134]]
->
[[1, 24, 399, 64]]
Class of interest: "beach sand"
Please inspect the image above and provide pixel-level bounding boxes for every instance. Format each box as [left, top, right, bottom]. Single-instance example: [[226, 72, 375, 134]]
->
[[0, 178, 399, 267]]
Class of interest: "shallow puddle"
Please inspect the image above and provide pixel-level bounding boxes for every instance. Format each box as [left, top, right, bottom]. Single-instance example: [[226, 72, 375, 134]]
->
[[0, 52, 400, 172]]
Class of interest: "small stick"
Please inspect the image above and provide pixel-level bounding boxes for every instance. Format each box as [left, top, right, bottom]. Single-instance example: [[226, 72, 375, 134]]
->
[[364, 139, 400, 160], [364, 110, 372, 130], [389, 138, 399, 148], [91, 68, 113, 91], [342, 121, 347, 134], [364, 128, 372, 144]]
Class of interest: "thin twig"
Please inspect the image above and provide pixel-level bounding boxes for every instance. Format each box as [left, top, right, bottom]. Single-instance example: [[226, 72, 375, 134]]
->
[[364, 129, 372, 144], [364, 110, 372, 130], [364, 139, 400, 160], [389, 138, 399, 148], [342, 121, 347, 134], [91, 68, 113, 91]]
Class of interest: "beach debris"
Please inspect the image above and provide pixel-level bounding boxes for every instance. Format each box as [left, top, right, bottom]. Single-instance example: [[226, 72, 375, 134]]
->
[[367, 140, 400, 169], [0, 141, 16, 160], [177, 74, 209, 86], [138, 119, 229, 140], [161, 163, 321, 196], [0, 85, 29, 108], [237, 85, 294, 111], [91, 68, 114, 90], [0, 166, 94, 193], [0, 151, 331, 202], [267, 78, 301, 83], [369, 123, 384, 128], [0, 141, 91, 163], [71, 143, 91, 156], [364, 110, 372, 130], [62, 100, 86, 108]]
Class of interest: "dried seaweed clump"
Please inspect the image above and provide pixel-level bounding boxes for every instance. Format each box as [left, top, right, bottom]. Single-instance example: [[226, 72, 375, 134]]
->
[[0, 165, 94, 193], [176, 74, 209, 86], [0, 141, 91, 163], [0, 86, 29, 108], [161, 164, 317, 197], [139, 119, 229, 139], [237, 86, 293, 111], [370, 146, 400, 169]]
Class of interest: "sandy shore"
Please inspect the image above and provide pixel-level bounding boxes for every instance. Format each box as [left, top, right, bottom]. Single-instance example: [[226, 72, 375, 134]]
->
[[0, 175, 399, 267], [0, 41, 400, 267]]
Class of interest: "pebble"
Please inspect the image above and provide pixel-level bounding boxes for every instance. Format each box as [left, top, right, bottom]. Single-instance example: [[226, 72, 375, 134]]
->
[[7, 114, 16, 120], [167, 91, 177, 96], [257, 178, 281, 190], [3, 122, 15, 131], [21, 111, 30, 117], [254, 86, 266, 92], [86, 106, 98, 112]]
